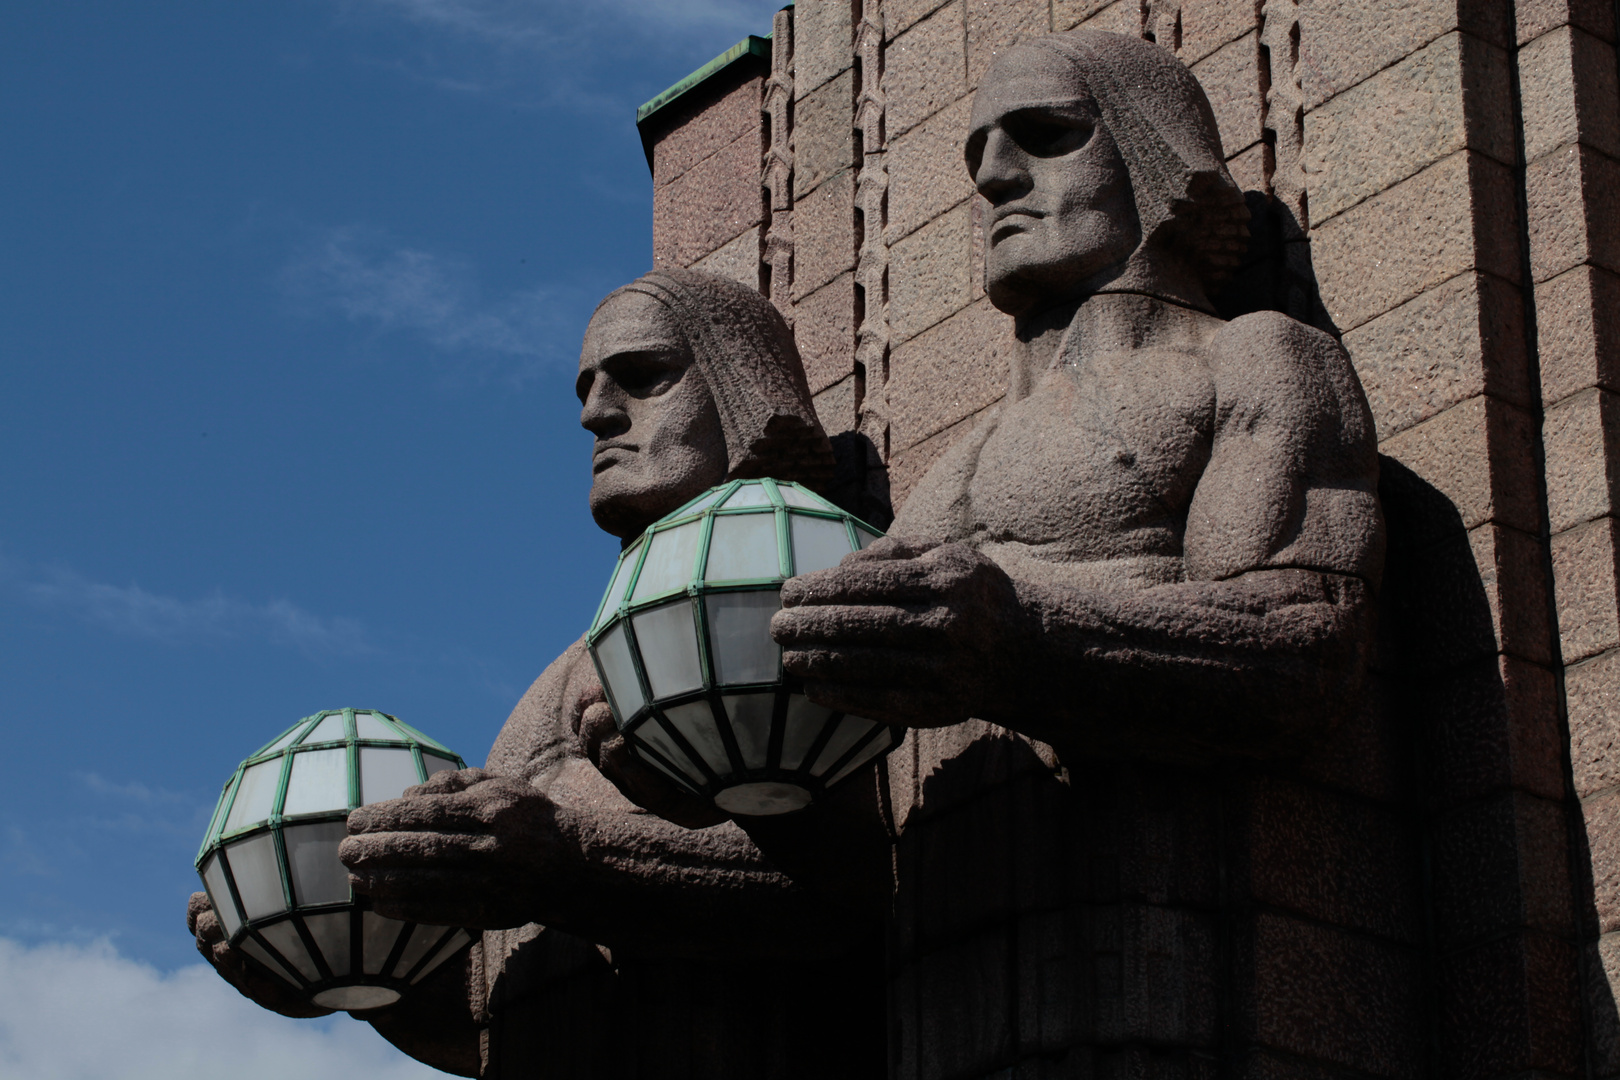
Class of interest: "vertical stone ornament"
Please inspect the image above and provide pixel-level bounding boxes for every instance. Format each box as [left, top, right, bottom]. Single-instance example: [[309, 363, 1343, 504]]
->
[[763, 7, 796, 319], [853, 0, 891, 459]]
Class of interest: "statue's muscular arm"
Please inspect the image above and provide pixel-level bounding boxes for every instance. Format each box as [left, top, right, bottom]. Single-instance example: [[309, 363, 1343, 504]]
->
[[774, 311, 1385, 761], [341, 640, 876, 960]]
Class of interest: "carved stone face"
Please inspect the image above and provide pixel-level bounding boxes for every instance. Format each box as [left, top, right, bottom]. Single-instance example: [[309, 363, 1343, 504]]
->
[[577, 290, 728, 540], [966, 44, 1141, 317]]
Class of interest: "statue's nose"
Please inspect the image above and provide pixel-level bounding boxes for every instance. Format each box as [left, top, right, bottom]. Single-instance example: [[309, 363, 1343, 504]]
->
[[975, 127, 1030, 204]]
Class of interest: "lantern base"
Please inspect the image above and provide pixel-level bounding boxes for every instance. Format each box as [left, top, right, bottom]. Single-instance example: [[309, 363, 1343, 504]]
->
[[713, 780, 813, 816], [313, 984, 403, 1011]]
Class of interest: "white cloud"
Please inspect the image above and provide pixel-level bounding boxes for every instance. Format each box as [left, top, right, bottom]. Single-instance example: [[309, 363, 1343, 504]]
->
[[0, 937, 444, 1080], [283, 227, 578, 377], [1, 554, 373, 657]]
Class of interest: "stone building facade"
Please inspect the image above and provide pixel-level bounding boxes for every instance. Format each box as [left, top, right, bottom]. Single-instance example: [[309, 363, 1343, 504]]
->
[[637, 1, 1620, 1076]]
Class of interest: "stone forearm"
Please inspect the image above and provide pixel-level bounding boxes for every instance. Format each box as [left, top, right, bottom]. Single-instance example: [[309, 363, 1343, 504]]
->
[[992, 568, 1375, 761]]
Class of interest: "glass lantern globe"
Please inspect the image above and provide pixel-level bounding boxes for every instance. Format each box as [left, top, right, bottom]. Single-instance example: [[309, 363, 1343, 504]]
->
[[587, 478, 902, 816], [195, 708, 475, 1011]]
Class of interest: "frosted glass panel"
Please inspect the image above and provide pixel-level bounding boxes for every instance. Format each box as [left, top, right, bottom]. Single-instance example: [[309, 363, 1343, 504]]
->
[[705, 513, 782, 581], [722, 693, 776, 770], [257, 724, 305, 758], [282, 748, 350, 817], [630, 521, 701, 602], [363, 911, 405, 975], [223, 759, 280, 833], [303, 911, 351, 976], [239, 936, 301, 988], [596, 542, 641, 629], [632, 718, 706, 784], [413, 929, 473, 984], [790, 514, 854, 575], [305, 714, 348, 744], [705, 591, 780, 686], [259, 920, 320, 981], [856, 528, 882, 550], [360, 748, 422, 805], [632, 601, 704, 700], [224, 833, 285, 920], [675, 487, 727, 515], [780, 695, 836, 770], [394, 924, 450, 977], [422, 754, 458, 778], [353, 712, 398, 740], [284, 821, 350, 906], [663, 701, 731, 775], [777, 484, 829, 510], [634, 745, 701, 793], [594, 623, 645, 720], [810, 716, 880, 777], [723, 483, 773, 508], [200, 853, 242, 938], [825, 726, 897, 787]]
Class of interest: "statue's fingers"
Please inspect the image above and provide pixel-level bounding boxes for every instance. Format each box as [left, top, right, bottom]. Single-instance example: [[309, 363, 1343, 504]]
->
[[842, 535, 943, 562], [772, 604, 950, 648], [781, 644, 951, 686], [800, 680, 968, 727], [339, 828, 498, 878], [346, 787, 515, 835], [403, 767, 491, 798], [782, 558, 951, 607]]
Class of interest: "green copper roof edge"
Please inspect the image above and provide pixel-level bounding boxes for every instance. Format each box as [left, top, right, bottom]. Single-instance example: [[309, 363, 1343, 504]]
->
[[636, 35, 771, 127]]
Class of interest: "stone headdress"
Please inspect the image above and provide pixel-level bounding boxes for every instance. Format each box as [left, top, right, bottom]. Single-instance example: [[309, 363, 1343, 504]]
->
[[1027, 29, 1251, 287], [600, 268, 836, 490]]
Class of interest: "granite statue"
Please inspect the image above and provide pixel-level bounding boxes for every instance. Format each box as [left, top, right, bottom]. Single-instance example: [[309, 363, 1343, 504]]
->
[[190, 268, 888, 1078]]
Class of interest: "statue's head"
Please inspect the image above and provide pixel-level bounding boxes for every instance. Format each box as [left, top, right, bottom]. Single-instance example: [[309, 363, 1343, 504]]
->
[[578, 268, 834, 540], [966, 29, 1249, 318]]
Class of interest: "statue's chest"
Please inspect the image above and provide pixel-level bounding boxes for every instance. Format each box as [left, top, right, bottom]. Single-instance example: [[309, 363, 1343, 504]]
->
[[967, 348, 1215, 552]]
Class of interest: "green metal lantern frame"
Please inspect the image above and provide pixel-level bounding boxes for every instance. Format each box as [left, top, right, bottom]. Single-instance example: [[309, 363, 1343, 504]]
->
[[195, 708, 474, 1011], [586, 478, 902, 815]]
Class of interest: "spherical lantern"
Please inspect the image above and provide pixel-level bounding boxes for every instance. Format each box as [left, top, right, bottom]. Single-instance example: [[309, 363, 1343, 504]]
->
[[195, 708, 474, 1011], [587, 478, 902, 816]]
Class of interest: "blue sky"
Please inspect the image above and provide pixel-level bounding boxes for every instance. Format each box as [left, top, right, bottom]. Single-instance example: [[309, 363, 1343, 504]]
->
[[0, 2, 783, 1074]]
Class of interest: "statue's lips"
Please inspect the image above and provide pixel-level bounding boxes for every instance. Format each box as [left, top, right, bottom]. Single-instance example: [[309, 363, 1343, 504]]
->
[[990, 209, 1044, 242], [593, 445, 637, 473]]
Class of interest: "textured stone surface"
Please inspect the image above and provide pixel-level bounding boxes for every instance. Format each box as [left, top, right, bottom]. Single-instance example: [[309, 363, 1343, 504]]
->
[[889, 413, 982, 509], [889, 296, 1010, 451], [1314, 150, 1520, 331], [887, 94, 977, 244], [1303, 32, 1513, 224], [887, 2, 968, 138], [1431, 790, 1573, 945], [794, 0, 854, 99], [691, 225, 760, 289], [794, 69, 856, 199], [1064, 0, 1143, 35], [966, 0, 1052, 88], [888, 200, 974, 342], [1569, 647, 1620, 797], [1298, 0, 1511, 109], [1437, 932, 1582, 1078], [1344, 271, 1527, 440], [792, 167, 856, 300], [1544, 387, 1620, 533], [1552, 514, 1620, 662], [1591, 789, 1620, 933], [1526, 142, 1620, 282], [794, 272, 857, 393], [1538, 263, 1620, 404], [889, 0, 955, 38], [1423, 655, 1565, 803], [1179, 0, 1259, 64], [650, 73, 762, 189], [1245, 912, 1423, 1077], [1470, 522, 1556, 664], [1588, 932, 1620, 1076], [1520, 25, 1620, 163], [813, 372, 859, 435], [1379, 394, 1541, 534], [653, 133, 763, 271], [1518, 0, 1618, 45], [1190, 31, 1263, 158]]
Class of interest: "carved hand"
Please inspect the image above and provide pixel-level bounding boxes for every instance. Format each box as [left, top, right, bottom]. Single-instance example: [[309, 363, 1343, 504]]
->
[[187, 891, 334, 1018], [772, 537, 1034, 728], [577, 699, 728, 829], [340, 768, 571, 930]]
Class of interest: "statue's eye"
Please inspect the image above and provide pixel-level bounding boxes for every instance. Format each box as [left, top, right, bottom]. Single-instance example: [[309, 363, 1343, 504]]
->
[[1004, 112, 1090, 158], [606, 350, 685, 397]]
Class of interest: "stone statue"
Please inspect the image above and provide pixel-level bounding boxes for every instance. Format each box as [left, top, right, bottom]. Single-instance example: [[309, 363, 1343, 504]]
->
[[594, 29, 1386, 1077], [189, 269, 888, 1078]]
